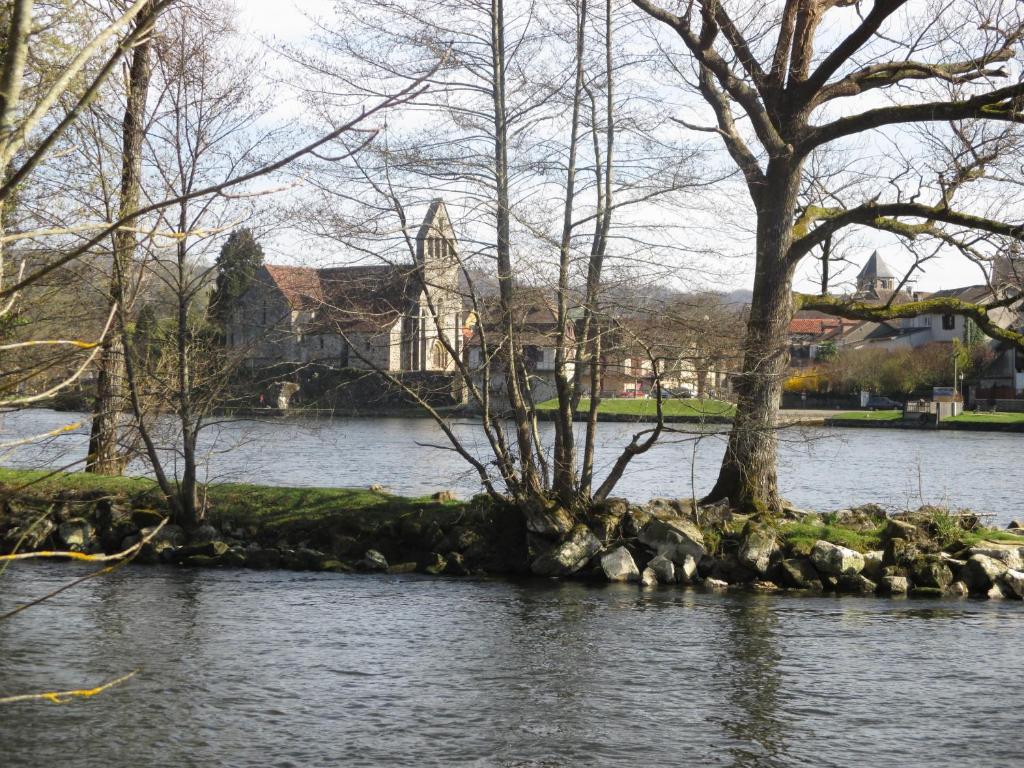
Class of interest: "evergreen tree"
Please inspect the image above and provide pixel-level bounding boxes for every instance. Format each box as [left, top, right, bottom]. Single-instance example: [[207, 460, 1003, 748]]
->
[[209, 228, 263, 330]]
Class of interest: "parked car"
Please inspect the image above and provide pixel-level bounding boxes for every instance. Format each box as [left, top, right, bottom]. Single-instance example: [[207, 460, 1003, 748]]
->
[[865, 395, 901, 410], [665, 387, 693, 399], [618, 389, 648, 398]]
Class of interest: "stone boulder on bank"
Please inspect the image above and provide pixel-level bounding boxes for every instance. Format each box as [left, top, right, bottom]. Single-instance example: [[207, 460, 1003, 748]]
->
[[532, 525, 602, 577], [738, 522, 778, 575], [779, 558, 822, 591], [647, 554, 675, 584], [962, 554, 1008, 594], [638, 518, 706, 564], [810, 540, 864, 576], [57, 518, 94, 553], [600, 547, 640, 582]]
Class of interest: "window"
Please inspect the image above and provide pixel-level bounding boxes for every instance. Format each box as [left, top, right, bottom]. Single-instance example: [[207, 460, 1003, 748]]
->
[[431, 340, 448, 369], [941, 314, 956, 330]]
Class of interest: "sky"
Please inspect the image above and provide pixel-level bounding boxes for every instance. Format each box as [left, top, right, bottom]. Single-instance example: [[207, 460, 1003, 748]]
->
[[235, 0, 999, 295]]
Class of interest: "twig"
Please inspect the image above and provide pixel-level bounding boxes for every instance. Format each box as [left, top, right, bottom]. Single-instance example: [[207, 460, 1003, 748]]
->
[[0, 670, 139, 705]]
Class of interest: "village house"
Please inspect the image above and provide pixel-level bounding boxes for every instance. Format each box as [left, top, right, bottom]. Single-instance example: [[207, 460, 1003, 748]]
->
[[226, 200, 463, 374], [789, 251, 1023, 360]]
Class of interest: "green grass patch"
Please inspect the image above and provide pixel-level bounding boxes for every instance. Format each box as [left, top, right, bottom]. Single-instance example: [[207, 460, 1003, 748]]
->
[[944, 411, 1024, 424], [536, 397, 735, 418], [829, 410, 903, 421], [779, 519, 886, 555], [0, 467, 472, 543]]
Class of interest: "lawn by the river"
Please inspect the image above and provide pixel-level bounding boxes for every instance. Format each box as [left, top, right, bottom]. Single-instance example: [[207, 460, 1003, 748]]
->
[[830, 410, 1024, 425], [536, 397, 735, 419]]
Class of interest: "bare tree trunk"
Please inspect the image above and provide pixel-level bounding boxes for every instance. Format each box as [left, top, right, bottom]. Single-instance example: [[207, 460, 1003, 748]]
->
[[705, 164, 801, 513], [86, 1, 155, 475], [490, 0, 543, 503]]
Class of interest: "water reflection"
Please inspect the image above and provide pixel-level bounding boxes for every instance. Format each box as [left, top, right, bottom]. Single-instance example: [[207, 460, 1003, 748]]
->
[[715, 596, 788, 767]]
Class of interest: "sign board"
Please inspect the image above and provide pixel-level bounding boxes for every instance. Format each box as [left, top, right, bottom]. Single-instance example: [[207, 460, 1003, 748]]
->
[[933, 386, 957, 403]]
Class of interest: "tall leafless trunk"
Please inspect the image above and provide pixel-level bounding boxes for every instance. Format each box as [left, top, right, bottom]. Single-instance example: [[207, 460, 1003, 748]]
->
[[86, 1, 156, 475]]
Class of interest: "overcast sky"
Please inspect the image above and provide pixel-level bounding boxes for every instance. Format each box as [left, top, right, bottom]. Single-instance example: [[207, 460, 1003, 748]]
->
[[236, 1, 991, 295]]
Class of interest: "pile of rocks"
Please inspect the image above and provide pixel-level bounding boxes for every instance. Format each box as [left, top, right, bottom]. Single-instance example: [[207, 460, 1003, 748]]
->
[[526, 498, 1024, 600]]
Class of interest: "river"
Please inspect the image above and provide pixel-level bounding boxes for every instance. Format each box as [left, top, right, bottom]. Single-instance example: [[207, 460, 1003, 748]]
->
[[1, 563, 1023, 766], [0, 408, 1020, 523]]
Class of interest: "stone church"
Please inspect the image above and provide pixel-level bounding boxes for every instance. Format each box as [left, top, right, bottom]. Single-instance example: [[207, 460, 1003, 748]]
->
[[227, 200, 463, 373]]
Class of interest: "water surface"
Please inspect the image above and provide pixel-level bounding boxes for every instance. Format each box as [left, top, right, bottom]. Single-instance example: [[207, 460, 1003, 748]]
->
[[1, 564, 1021, 767], [1, 409, 1019, 523]]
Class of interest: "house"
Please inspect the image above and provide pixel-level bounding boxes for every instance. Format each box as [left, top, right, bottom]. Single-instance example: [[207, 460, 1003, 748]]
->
[[789, 251, 1022, 358], [226, 200, 463, 373]]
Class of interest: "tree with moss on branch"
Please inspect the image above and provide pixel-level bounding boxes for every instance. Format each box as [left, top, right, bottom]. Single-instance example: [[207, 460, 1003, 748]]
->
[[635, 0, 1024, 513]]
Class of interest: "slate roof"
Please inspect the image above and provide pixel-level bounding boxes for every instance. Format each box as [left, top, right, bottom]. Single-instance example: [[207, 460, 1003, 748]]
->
[[857, 250, 897, 281], [261, 263, 419, 333]]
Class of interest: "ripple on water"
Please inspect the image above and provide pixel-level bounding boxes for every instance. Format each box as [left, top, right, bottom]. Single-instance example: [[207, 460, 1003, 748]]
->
[[3, 565, 1024, 766]]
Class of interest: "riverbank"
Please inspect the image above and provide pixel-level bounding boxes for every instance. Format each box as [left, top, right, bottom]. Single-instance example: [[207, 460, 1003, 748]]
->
[[826, 410, 1024, 432], [2, 468, 1024, 600]]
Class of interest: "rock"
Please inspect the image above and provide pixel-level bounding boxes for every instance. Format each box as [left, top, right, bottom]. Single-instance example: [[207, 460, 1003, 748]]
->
[[648, 554, 675, 584], [751, 580, 781, 593], [57, 518, 94, 552], [737, 522, 778, 575], [431, 490, 456, 502], [705, 578, 729, 590], [779, 558, 823, 591], [910, 587, 944, 598], [131, 509, 165, 529], [357, 549, 389, 573], [862, 551, 885, 582], [589, 511, 625, 543], [321, 559, 352, 573], [142, 523, 186, 548], [810, 540, 865, 576], [834, 506, 886, 531], [1008, 519, 1024, 530], [3, 516, 55, 553], [1001, 569, 1024, 599], [531, 525, 602, 577], [946, 581, 969, 597], [638, 517, 706, 564], [963, 554, 1009, 594], [967, 545, 1024, 571], [387, 562, 418, 574], [697, 499, 732, 525], [369, 484, 385, 493], [593, 497, 629, 519], [443, 551, 470, 576], [420, 552, 447, 575], [836, 573, 876, 594], [175, 540, 230, 561], [245, 547, 281, 570], [599, 546, 641, 582], [622, 508, 652, 538], [189, 524, 219, 544], [640, 567, 658, 587], [220, 548, 247, 568], [524, 504, 575, 538], [880, 575, 910, 595], [675, 554, 699, 585], [986, 583, 1009, 600], [909, 554, 954, 591], [883, 536, 918, 569]]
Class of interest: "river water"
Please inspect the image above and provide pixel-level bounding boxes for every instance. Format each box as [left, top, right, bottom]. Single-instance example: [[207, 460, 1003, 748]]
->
[[1, 563, 1023, 767], [0, 408, 1020, 523]]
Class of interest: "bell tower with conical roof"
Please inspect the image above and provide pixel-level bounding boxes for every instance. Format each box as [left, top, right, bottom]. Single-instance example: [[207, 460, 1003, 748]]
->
[[856, 250, 897, 294]]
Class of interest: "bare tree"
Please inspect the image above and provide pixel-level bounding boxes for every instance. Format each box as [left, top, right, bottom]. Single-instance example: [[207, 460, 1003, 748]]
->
[[281, 0, 706, 526], [634, 0, 1024, 513]]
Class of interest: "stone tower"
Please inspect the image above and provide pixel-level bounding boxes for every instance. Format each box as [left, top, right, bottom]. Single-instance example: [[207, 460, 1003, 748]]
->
[[856, 250, 897, 294], [414, 199, 462, 370]]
